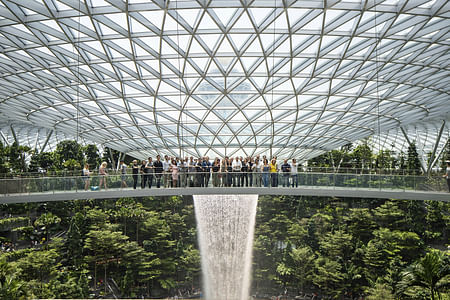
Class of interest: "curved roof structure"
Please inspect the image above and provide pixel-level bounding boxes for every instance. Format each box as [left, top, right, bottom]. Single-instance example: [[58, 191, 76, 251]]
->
[[0, 0, 449, 160]]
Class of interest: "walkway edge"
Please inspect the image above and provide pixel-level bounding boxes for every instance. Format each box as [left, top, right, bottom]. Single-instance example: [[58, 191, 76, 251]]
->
[[1, 187, 449, 204]]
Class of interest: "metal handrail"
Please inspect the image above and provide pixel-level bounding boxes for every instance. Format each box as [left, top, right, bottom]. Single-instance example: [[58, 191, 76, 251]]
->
[[0, 171, 447, 196], [0, 166, 441, 178]]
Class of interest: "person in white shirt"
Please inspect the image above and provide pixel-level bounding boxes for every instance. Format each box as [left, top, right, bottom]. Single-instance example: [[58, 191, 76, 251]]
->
[[290, 158, 298, 187], [232, 157, 242, 187], [120, 160, 128, 188], [82, 163, 90, 191], [178, 158, 188, 187], [254, 158, 262, 187], [163, 155, 171, 188]]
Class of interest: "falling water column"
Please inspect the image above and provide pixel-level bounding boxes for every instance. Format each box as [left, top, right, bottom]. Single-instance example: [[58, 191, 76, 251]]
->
[[193, 194, 258, 300]]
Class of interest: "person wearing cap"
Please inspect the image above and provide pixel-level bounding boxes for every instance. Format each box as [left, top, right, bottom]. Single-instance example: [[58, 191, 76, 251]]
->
[[444, 160, 450, 192]]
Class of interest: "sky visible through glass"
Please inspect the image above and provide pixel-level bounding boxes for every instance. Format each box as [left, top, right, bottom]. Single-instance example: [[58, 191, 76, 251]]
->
[[0, 0, 448, 160]]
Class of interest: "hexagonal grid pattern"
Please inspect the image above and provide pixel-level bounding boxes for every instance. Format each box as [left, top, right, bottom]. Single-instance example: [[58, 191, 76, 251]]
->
[[0, 0, 449, 160]]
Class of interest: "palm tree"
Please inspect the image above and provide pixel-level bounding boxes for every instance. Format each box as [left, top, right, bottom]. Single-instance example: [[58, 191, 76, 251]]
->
[[398, 249, 449, 300]]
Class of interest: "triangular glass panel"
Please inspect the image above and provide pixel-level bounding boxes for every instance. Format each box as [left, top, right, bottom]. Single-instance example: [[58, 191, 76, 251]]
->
[[213, 8, 238, 27], [189, 36, 207, 54], [163, 13, 179, 32], [272, 12, 289, 30], [232, 11, 253, 29], [241, 56, 260, 72], [216, 38, 235, 54], [176, 9, 200, 29], [302, 12, 323, 30], [245, 38, 263, 53], [198, 34, 221, 52], [161, 39, 177, 55], [229, 60, 244, 74], [287, 8, 312, 26], [228, 33, 252, 51], [139, 10, 165, 29], [248, 8, 271, 27], [97, 21, 120, 35], [134, 43, 150, 56], [301, 39, 320, 54], [130, 17, 150, 33], [191, 57, 209, 71], [197, 11, 218, 31]]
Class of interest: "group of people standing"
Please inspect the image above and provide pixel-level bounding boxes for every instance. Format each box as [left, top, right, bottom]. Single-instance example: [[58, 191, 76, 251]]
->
[[80, 157, 450, 192], [128, 154, 300, 189]]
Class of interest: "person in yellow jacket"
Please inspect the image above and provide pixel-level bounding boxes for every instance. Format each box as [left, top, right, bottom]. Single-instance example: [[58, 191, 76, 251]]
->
[[269, 158, 278, 187]]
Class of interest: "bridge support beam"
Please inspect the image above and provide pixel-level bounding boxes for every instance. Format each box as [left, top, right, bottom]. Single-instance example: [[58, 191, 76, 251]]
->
[[9, 124, 18, 145], [41, 130, 53, 153], [0, 131, 10, 146], [427, 120, 446, 176]]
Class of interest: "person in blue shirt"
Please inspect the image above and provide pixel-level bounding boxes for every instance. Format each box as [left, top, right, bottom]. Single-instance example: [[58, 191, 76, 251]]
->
[[281, 159, 291, 187], [202, 156, 211, 187]]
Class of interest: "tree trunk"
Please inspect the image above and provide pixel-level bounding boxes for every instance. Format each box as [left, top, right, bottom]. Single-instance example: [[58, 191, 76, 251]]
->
[[94, 261, 97, 290]]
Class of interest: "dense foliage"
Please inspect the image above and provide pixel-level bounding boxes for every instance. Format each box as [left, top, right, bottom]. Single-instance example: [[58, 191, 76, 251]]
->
[[1, 197, 199, 298], [0, 195, 449, 299], [253, 196, 449, 299]]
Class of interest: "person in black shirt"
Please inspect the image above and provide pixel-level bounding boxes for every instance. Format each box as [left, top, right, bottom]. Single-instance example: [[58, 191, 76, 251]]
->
[[248, 157, 254, 187], [195, 158, 203, 187], [241, 158, 249, 187], [226, 157, 233, 187], [132, 160, 139, 189], [153, 155, 163, 188], [203, 156, 211, 187], [140, 160, 147, 189]]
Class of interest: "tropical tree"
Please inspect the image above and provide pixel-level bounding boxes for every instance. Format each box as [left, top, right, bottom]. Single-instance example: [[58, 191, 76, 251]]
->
[[398, 249, 450, 300], [376, 149, 395, 170], [6, 142, 31, 172], [34, 212, 61, 247], [312, 256, 345, 297], [84, 225, 129, 290], [0, 141, 8, 173], [83, 144, 100, 169], [54, 140, 83, 170], [366, 282, 395, 300], [289, 246, 315, 293], [0, 258, 28, 299], [407, 141, 422, 175], [352, 141, 373, 170]]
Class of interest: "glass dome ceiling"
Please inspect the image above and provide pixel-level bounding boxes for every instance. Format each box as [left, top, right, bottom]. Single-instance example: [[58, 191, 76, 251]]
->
[[0, 0, 449, 160]]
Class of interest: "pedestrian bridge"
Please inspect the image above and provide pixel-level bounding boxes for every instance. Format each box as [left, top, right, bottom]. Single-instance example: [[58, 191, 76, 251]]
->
[[0, 173, 448, 204]]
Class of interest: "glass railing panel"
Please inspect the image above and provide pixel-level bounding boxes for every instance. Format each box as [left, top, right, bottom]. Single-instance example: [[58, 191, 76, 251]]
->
[[1, 172, 449, 196]]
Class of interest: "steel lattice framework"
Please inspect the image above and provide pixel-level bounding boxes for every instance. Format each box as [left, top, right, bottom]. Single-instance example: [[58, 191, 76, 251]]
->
[[0, 0, 449, 160]]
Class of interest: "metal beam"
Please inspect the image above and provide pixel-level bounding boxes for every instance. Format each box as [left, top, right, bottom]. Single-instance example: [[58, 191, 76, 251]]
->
[[40, 130, 53, 153], [33, 132, 39, 152], [9, 124, 18, 145], [116, 152, 123, 171], [0, 131, 10, 146], [427, 120, 446, 175]]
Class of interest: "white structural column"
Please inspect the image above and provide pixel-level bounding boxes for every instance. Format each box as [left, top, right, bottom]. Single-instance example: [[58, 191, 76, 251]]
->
[[427, 120, 446, 175]]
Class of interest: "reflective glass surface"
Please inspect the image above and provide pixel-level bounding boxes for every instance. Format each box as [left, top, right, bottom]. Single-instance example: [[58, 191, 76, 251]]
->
[[0, 0, 449, 159]]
